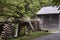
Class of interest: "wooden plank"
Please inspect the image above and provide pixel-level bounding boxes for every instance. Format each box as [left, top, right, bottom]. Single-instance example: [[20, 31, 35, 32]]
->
[[59, 15, 60, 29], [28, 21, 35, 31]]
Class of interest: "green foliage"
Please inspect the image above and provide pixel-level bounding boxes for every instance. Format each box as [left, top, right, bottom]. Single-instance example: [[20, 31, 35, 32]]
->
[[0, 0, 52, 18], [52, 0, 60, 5]]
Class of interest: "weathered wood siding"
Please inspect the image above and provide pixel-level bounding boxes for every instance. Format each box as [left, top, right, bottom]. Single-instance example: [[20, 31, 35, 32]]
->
[[59, 14, 60, 29], [39, 14, 59, 30]]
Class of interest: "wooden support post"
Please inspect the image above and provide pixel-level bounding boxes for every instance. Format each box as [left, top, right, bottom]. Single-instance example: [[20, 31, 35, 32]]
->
[[14, 24, 18, 37], [28, 21, 35, 32]]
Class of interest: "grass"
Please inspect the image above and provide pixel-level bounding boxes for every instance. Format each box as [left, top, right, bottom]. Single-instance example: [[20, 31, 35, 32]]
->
[[10, 32, 50, 40]]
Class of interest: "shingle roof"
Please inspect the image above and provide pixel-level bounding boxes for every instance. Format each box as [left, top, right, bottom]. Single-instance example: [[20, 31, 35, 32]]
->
[[36, 6, 60, 15]]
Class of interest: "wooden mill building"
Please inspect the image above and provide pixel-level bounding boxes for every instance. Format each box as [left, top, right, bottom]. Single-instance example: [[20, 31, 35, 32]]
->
[[36, 6, 60, 32]]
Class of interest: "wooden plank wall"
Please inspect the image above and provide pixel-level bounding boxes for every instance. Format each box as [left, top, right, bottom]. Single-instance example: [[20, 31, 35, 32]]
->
[[43, 14, 59, 30], [39, 14, 59, 30]]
